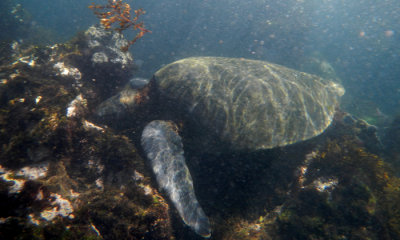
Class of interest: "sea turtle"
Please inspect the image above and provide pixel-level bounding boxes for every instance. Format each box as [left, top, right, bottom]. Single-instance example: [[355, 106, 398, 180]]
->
[[96, 57, 345, 238]]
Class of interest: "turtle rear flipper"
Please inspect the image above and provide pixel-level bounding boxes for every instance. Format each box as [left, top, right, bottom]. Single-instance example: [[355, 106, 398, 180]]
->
[[141, 120, 211, 238]]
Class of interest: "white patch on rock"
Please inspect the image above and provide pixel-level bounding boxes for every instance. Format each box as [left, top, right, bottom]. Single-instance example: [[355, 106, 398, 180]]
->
[[0, 163, 49, 194], [83, 120, 105, 132], [1, 172, 25, 193], [35, 95, 42, 104], [16, 162, 49, 180], [297, 150, 318, 189], [139, 183, 153, 195], [40, 193, 74, 221], [86, 25, 108, 39], [0, 165, 23, 193], [53, 62, 82, 81], [109, 46, 132, 67], [66, 94, 87, 118], [14, 56, 36, 67], [28, 213, 41, 225], [297, 150, 339, 196], [111, 33, 129, 49], [88, 39, 101, 48], [313, 177, 338, 193], [92, 52, 109, 63], [95, 178, 104, 190]]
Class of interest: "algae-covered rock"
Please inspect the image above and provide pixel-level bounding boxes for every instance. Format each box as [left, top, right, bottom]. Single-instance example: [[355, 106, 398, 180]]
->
[[0, 26, 173, 239], [383, 115, 400, 171], [207, 114, 400, 240]]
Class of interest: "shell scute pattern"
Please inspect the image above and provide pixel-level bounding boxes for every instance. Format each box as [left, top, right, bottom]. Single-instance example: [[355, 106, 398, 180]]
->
[[154, 57, 344, 150]]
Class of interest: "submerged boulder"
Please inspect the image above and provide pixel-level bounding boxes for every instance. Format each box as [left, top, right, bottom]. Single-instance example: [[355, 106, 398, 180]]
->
[[0, 26, 172, 239], [203, 114, 400, 240]]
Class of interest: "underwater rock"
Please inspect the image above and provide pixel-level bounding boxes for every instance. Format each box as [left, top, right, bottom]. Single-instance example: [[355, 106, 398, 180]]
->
[[75, 25, 137, 101], [38, 193, 74, 222], [66, 94, 87, 118], [334, 112, 383, 154], [382, 115, 400, 171], [84, 25, 133, 69], [53, 61, 82, 82], [0, 26, 172, 239], [273, 133, 399, 240], [208, 112, 400, 240]]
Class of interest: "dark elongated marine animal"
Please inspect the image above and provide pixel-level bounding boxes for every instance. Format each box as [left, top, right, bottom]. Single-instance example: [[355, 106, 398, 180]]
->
[[96, 57, 345, 238]]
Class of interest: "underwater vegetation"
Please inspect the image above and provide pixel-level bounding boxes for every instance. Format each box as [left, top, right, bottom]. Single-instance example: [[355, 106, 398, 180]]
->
[[0, 26, 173, 239], [275, 138, 399, 239], [89, 0, 151, 52], [215, 116, 400, 240]]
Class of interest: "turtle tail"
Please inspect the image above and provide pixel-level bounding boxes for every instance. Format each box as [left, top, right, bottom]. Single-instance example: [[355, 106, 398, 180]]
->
[[141, 120, 211, 238]]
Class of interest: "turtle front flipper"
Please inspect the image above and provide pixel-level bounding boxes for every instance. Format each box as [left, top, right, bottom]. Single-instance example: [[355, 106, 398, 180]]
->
[[141, 120, 211, 238]]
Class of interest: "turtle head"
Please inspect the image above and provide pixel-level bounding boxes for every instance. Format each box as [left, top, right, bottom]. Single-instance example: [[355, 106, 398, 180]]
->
[[95, 77, 152, 120]]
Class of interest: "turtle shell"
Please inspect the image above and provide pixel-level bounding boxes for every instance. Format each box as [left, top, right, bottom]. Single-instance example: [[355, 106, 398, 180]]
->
[[153, 57, 344, 150]]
